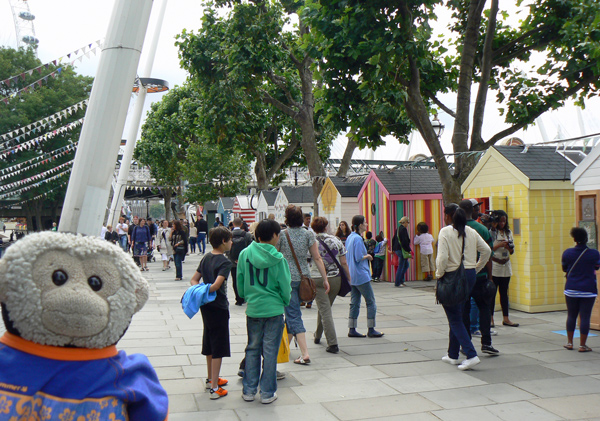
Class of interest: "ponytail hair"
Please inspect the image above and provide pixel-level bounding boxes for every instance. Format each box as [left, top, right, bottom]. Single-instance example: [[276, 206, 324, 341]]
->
[[453, 208, 467, 238], [351, 215, 365, 233]]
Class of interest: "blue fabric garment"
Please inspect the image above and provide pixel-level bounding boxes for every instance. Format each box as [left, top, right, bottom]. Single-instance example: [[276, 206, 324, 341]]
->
[[132, 225, 151, 243], [345, 232, 372, 286], [562, 245, 600, 295], [181, 284, 217, 318], [0, 334, 168, 421]]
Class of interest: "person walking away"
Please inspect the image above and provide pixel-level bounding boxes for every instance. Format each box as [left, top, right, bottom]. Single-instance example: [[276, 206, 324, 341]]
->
[[277, 205, 330, 365], [116, 217, 129, 252], [346, 215, 384, 338], [414, 222, 435, 281], [237, 219, 291, 404], [459, 199, 498, 355], [392, 216, 411, 287], [147, 217, 157, 247], [562, 227, 600, 352], [372, 232, 388, 281], [195, 213, 208, 254], [104, 225, 119, 244], [189, 226, 233, 399], [132, 218, 151, 271], [489, 210, 518, 327], [189, 223, 198, 254], [310, 217, 350, 354], [229, 217, 254, 306], [158, 220, 173, 271], [170, 221, 188, 281], [436, 204, 491, 370]]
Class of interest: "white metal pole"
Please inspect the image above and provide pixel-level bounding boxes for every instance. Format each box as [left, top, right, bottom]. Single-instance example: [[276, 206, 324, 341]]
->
[[59, 0, 153, 235], [107, 0, 169, 228], [535, 116, 550, 143]]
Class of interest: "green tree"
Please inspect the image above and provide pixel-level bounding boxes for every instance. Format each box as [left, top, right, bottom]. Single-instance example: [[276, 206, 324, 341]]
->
[[304, 0, 600, 202], [149, 203, 165, 220], [0, 47, 93, 230], [177, 0, 337, 203]]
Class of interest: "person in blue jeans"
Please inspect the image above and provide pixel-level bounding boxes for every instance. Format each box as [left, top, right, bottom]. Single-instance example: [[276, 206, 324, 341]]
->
[[346, 215, 384, 338], [170, 220, 188, 281], [195, 214, 208, 254], [435, 204, 491, 371], [392, 216, 411, 287], [237, 219, 292, 404]]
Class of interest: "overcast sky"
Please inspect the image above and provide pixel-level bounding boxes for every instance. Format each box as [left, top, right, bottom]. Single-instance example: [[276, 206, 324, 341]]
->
[[2, 0, 599, 161]]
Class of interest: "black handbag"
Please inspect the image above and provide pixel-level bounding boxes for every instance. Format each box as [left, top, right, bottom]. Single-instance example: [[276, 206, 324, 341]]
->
[[435, 236, 469, 306], [317, 237, 351, 297]]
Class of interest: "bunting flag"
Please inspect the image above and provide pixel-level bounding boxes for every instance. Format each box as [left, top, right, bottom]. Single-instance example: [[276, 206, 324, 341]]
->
[[0, 118, 84, 159], [0, 40, 103, 90], [0, 167, 72, 200], [0, 160, 74, 192], [2, 68, 64, 101], [0, 99, 88, 143], [0, 181, 68, 209], [0, 144, 77, 181]]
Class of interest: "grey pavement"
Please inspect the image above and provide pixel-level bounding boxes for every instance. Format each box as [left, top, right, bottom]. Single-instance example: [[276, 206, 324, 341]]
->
[[121, 250, 600, 420]]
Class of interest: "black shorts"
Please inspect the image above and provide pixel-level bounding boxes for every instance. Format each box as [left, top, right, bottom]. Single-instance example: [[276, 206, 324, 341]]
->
[[200, 306, 230, 358]]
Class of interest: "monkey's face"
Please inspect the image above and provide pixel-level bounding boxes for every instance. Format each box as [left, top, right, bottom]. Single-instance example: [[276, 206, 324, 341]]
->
[[33, 251, 122, 338]]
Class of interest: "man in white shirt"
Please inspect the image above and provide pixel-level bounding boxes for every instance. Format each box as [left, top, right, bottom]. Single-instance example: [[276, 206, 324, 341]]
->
[[116, 217, 129, 252]]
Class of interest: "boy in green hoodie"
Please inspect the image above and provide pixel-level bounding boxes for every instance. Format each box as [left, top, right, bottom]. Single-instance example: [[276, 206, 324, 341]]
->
[[237, 219, 292, 404]]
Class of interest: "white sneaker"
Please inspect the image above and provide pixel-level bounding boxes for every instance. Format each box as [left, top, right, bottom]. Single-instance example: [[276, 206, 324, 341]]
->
[[261, 393, 277, 404], [490, 330, 498, 336], [458, 356, 481, 371], [242, 393, 255, 402], [442, 355, 460, 365]]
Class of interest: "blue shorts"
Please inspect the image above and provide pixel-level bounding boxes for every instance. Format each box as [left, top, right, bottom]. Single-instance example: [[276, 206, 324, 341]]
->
[[284, 281, 306, 335], [134, 242, 148, 257]]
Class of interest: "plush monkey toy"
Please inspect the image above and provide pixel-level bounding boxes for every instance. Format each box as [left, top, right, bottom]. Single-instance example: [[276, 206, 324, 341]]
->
[[0, 232, 168, 420]]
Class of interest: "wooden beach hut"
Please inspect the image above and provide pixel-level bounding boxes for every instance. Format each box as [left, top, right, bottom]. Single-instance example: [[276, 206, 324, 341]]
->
[[358, 168, 445, 283], [202, 200, 219, 227], [317, 176, 366, 230], [274, 186, 314, 222], [217, 197, 235, 225], [232, 195, 257, 224], [256, 190, 278, 221], [462, 145, 576, 313]]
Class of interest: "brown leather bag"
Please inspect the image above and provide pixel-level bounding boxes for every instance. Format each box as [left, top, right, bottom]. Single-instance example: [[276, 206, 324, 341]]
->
[[284, 230, 317, 302]]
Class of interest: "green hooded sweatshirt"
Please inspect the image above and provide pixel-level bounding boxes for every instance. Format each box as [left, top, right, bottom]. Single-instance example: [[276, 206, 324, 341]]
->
[[236, 241, 292, 318]]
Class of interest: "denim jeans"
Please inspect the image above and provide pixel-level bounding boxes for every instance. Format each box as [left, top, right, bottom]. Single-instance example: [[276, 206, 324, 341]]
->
[[469, 297, 479, 333], [395, 251, 409, 286], [372, 258, 384, 279], [442, 268, 477, 359], [197, 233, 206, 253], [243, 314, 284, 399], [174, 252, 184, 279], [119, 235, 128, 252], [284, 281, 306, 335], [464, 278, 493, 346], [348, 282, 377, 328], [189, 237, 197, 253]]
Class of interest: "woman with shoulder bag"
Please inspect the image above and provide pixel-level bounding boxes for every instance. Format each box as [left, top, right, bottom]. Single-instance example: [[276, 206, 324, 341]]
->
[[158, 220, 173, 271], [310, 217, 351, 354], [346, 215, 384, 338], [436, 204, 491, 371], [132, 218, 151, 271], [170, 220, 188, 281], [561, 227, 600, 352], [277, 205, 330, 365]]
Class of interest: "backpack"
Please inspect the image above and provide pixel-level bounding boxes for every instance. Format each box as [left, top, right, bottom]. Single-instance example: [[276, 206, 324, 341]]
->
[[229, 231, 250, 262]]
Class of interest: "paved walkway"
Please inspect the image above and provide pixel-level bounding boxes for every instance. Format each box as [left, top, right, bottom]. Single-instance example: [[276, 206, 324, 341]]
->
[[121, 250, 600, 420]]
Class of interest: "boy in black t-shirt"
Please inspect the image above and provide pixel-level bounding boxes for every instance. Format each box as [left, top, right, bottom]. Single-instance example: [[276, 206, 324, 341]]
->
[[189, 226, 233, 400]]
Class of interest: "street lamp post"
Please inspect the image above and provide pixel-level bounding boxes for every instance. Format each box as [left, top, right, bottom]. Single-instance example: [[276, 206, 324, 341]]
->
[[431, 114, 445, 139], [146, 199, 150, 219]]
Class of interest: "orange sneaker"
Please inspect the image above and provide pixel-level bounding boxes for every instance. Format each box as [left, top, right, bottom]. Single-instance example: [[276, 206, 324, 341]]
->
[[206, 378, 228, 390], [210, 386, 228, 400]]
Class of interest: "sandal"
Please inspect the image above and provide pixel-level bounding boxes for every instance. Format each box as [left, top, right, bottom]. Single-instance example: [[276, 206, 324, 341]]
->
[[502, 321, 519, 327], [563, 343, 573, 350], [579, 345, 592, 353], [293, 356, 311, 365]]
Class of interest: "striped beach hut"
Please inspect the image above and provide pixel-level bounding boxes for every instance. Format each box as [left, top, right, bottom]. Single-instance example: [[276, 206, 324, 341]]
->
[[232, 195, 257, 224], [358, 168, 444, 282]]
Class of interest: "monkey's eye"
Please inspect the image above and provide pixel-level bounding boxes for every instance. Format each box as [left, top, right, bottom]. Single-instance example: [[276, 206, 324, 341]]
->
[[88, 276, 103, 292], [52, 270, 68, 286]]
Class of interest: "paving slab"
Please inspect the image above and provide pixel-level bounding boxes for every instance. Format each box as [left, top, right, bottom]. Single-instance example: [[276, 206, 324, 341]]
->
[[530, 393, 600, 419], [513, 375, 600, 398], [382, 371, 487, 394], [322, 394, 441, 420]]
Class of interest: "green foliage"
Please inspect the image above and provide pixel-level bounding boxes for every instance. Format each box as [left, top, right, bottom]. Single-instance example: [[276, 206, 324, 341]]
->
[[0, 46, 93, 212], [149, 203, 165, 220]]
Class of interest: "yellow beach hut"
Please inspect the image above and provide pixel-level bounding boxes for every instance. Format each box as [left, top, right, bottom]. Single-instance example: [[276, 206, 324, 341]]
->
[[317, 176, 367, 230], [462, 145, 577, 313]]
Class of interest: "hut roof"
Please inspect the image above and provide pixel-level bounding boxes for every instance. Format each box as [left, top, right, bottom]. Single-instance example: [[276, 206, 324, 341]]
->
[[203, 200, 219, 212], [373, 168, 443, 195], [494, 146, 577, 181], [219, 197, 235, 210], [282, 186, 314, 204], [260, 190, 278, 206], [329, 176, 368, 197]]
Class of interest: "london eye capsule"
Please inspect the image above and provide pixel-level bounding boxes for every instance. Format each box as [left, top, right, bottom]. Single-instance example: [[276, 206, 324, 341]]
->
[[18, 11, 35, 21], [22, 35, 39, 45]]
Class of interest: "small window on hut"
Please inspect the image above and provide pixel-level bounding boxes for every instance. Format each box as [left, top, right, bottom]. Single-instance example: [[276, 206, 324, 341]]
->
[[513, 219, 521, 235]]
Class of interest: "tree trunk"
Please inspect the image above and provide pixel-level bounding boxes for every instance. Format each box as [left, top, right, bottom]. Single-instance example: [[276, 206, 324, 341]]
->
[[34, 199, 43, 231], [24, 204, 34, 233], [161, 188, 173, 221], [336, 139, 357, 177], [254, 152, 269, 191]]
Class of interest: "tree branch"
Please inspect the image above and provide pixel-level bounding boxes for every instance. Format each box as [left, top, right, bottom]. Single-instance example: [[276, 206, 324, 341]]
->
[[259, 89, 297, 118], [424, 90, 457, 118], [266, 69, 300, 108], [336, 139, 357, 177], [266, 133, 300, 180], [492, 25, 552, 61]]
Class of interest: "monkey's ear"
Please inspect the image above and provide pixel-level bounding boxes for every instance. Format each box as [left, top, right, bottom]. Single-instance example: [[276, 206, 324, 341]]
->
[[0, 258, 7, 302], [133, 276, 149, 313]]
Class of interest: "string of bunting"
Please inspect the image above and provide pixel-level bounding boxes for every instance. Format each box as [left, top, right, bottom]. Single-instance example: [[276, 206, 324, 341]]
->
[[0, 40, 102, 103], [0, 181, 68, 209], [0, 144, 76, 181], [0, 118, 84, 159], [0, 160, 74, 192], [0, 167, 72, 200], [0, 99, 88, 143]]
